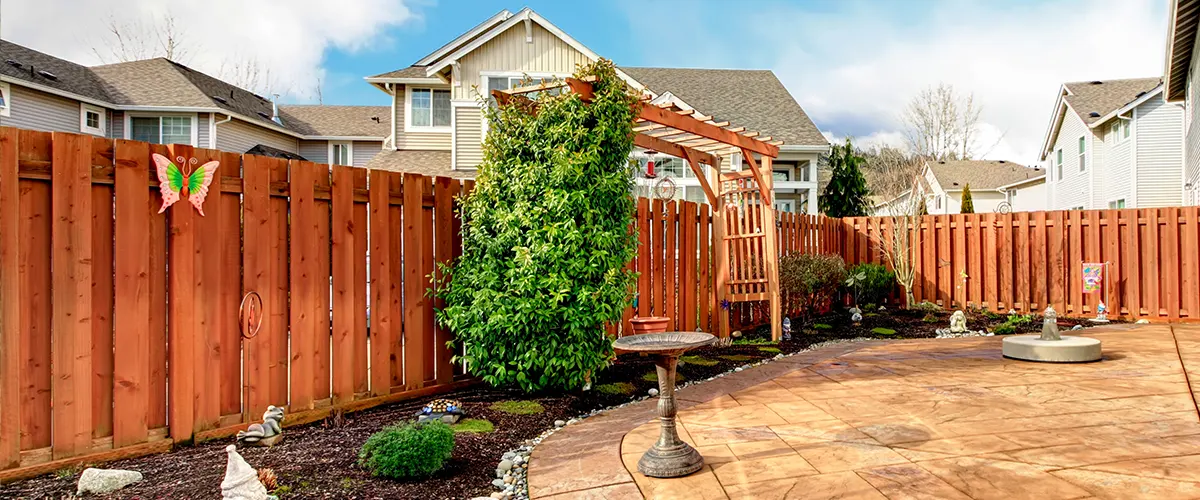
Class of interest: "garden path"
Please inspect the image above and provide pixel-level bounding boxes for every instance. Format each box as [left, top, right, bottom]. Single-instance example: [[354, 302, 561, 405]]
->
[[528, 323, 1200, 499]]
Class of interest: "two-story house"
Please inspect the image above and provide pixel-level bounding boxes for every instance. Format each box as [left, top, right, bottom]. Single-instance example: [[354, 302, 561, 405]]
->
[[1165, 0, 1200, 206], [872, 160, 1045, 216], [363, 8, 829, 213], [0, 39, 389, 168], [1039, 77, 1186, 210]]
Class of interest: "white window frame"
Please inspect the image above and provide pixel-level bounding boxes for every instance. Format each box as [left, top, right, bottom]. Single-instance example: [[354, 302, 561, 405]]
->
[[404, 86, 452, 133], [1078, 135, 1086, 173], [1107, 198, 1126, 209], [124, 112, 198, 146], [329, 141, 353, 166], [0, 82, 10, 117], [1055, 148, 1063, 181], [80, 103, 106, 136], [774, 199, 795, 213]]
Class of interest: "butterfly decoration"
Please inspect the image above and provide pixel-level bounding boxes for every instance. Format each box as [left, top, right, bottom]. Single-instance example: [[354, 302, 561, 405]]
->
[[152, 153, 219, 216]]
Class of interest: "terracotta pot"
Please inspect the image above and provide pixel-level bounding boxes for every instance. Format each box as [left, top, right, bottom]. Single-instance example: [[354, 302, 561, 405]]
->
[[629, 316, 670, 335]]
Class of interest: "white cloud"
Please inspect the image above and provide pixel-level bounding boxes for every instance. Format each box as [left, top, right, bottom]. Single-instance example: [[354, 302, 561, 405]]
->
[[0, 0, 415, 101], [625, 0, 1167, 167], [823, 130, 908, 152]]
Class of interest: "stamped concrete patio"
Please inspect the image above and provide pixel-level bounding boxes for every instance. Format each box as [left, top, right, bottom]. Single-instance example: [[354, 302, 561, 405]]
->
[[528, 324, 1200, 499]]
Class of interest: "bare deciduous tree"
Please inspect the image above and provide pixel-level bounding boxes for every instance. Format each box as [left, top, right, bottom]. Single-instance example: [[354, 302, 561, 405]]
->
[[857, 145, 924, 202], [901, 83, 981, 161], [218, 55, 287, 99], [92, 13, 192, 64], [874, 193, 925, 308]]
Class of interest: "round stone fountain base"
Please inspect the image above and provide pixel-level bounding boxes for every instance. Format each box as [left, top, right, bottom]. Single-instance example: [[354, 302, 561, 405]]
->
[[638, 441, 704, 478], [1002, 335, 1102, 363]]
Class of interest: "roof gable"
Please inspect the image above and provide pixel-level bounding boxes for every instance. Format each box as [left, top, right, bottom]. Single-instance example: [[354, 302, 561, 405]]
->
[[925, 160, 1045, 190], [0, 39, 113, 104], [424, 8, 602, 76], [1062, 78, 1162, 126]]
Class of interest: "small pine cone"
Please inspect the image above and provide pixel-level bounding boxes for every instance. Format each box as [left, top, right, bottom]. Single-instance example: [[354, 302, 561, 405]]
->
[[257, 468, 278, 491]]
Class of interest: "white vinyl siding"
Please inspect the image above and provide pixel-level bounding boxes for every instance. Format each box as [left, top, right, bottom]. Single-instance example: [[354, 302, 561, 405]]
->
[[1049, 112, 1089, 210], [353, 141, 382, 167], [196, 113, 210, 150], [455, 22, 591, 100], [1188, 32, 1200, 205], [455, 106, 483, 170], [393, 86, 451, 150], [1104, 118, 1133, 205], [0, 84, 81, 132], [108, 110, 124, 140], [214, 116, 299, 156], [300, 140, 328, 164], [1134, 95, 1185, 207]]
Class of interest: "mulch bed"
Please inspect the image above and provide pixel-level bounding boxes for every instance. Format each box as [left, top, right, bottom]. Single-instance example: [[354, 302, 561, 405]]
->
[[0, 307, 1105, 499]]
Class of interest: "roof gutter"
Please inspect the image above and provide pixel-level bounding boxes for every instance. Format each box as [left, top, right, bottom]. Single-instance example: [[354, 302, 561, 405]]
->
[[779, 144, 831, 153]]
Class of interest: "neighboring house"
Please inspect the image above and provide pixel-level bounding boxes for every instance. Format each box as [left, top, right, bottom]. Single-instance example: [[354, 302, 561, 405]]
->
[[364, 8, 829, 212], [0, 39, 388, 168], [1165, 0, 1200, 206], [872, 160, 1045, 215], [1038, 77, 1185, 210]]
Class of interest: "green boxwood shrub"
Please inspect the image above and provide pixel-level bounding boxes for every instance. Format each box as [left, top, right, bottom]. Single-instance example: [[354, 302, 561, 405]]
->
[[434, 60, 639, 392], [846, 263, 895, 306], [993, 324, 1016, 335], [779, 253, 846, 320], [358, 421, 455, 479]]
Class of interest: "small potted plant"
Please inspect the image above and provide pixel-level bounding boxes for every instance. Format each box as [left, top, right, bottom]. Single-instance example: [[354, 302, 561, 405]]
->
[[629, 315, 670, 335]]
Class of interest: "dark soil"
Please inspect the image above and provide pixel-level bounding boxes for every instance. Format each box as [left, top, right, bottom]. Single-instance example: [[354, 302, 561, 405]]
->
[[0, 307, 1107, 500]]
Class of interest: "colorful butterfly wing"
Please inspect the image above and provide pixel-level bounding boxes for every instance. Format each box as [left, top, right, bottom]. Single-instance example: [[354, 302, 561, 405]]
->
[[152, 153, 183, 213], [186, 161, 219, 216]]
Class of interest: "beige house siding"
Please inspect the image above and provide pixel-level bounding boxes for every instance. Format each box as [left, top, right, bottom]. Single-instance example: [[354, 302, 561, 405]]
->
[[353, 141, 382, 167], [215, 115, 299, 155], [455, 106, 484, 170], [299, 140, 328, 164], [0, 84, 87, 133], [393, 85, 452, 150], [455, 23, 591, 100]]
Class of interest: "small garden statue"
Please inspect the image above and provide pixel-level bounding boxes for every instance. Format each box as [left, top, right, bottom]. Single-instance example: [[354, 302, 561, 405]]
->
[[1092, 301, 1109, 323], [849, 307, 862, 323], [237, 406, 284, 447], [949, 310, 967, 333], [220, 445, 272, 500], [417, 398, 464, 424], [1041, 306, 1061, 341], [782, 317, 792, 341]]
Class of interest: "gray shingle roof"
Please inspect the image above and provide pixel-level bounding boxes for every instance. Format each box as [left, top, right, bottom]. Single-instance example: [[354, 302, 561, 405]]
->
[[278, 105, 390, 137], [619, 67, 827, 147], [0, 39, 113, 102], [927, 160, 1045, 190], [368, 66, 430, 79], [364, 150, 471, 178], [1063, 77, 1162, 125]]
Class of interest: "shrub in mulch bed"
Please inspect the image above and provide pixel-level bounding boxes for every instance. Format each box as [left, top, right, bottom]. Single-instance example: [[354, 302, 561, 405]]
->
[[0, 308, 1108, 499]]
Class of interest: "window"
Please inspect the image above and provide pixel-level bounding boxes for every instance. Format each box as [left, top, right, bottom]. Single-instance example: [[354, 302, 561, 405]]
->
[[1055, 149, 1063, 181], [1108, 199, 1126, 209], [1078, 136, 1086, 172], [80, 103, 105, 136], [0, 82, 9, 117], [936, 195, 943, 209], [1110, 120, 1130, 143], [774, 200, 795, 213], [330, 142, 352, 166], [408, 88, 450, 129], [130, 115, 193, 145], [799, 163, 812, 182], [772, 169, 791, 182], [1123, 120, 1130, 139], [485, 75, 562, 103]]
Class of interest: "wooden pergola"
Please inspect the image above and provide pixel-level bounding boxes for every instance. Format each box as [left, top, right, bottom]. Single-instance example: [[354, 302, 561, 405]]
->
[[494, 77, 786, 341]]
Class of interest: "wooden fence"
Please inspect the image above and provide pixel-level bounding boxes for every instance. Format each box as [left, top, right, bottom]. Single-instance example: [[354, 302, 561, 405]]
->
[[0, 128, 474, 480], [839, 209, 1200, 321]]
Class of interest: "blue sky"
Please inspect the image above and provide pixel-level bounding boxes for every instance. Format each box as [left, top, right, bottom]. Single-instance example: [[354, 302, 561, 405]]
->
[[1, 0, 1171, 165]]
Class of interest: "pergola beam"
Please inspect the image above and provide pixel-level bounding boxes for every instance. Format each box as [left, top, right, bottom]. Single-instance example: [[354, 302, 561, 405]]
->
[[638, 103, 779, 157], [633, 133, 719, 170]]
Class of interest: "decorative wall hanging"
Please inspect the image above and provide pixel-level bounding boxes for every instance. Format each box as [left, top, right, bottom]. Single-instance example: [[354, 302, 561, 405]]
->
[[152, 153, 219, 216]]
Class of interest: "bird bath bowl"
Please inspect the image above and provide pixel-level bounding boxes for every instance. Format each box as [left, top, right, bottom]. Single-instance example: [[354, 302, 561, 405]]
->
[[612, 331, 716, 478]]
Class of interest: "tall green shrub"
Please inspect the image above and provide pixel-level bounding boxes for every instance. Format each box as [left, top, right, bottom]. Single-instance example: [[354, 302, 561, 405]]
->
[[780, 253, 847, 320], [820, 139, 870, 217], [960, 183, 975, 213], [358, 421, 455, 479], [846, 262, 896, 305], [434, 60, 638, 392]]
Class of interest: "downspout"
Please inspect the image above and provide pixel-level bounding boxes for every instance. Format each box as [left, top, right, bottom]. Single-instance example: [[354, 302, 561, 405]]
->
[[212, 113, 233, 150], [388, 83, 397, 150]]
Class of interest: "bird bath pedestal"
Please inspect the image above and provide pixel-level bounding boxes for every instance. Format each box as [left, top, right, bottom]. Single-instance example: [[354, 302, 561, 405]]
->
[[612, 331, 716, 478]]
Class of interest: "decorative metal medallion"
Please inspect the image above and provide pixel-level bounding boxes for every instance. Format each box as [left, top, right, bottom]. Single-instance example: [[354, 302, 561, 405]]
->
[[239, 291, 263, 339]]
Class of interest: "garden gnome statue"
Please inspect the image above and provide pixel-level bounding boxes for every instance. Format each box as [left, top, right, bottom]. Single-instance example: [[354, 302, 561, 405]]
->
[[1093, 301, 1109, 323], [220, 445, 271, 500], [849, 307, 863, 323], [237, 406, 284, 447], [782, 317, 792, 341], [1040, 306, 1061, 341], [949, 310, 967, 333]]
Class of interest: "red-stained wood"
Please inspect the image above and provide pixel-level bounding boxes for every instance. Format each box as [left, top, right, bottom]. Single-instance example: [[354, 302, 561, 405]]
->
[[1104, 210, 1123, 316], [1015, 213, 1031, 311], [681, 201, 698, 331], [313, 163, 333, 402], [402, 174, 429, 391], [937, 215, 951, 306], [367, 170, 393, 397], [91, 168, 115, 440], [353, 170, 369, 390], [1164, 207, 1181, 321], [146, 144, 169, 430], [651, 198, 665, 318], [240, 154, 271, 416], [165, 145, 195, 442], [267, 157, 290, 407], [1184, 207, 1200, 319], [191, 147, 222, 432], [388, 177, 404, 389], [288, 160, 317, 411], [1084, 211, 1102, 315], [665, 200, 678, 330], [52, 133, 94, 456], [419, 177, 436, 382], [952, 215, 966, 308], [0, 127, 21, 466], [1049, 211, 1066, 313], [999, 213, 1013, 310], [331, 166, 356, 402], [112, 140, 150, 448], [1127, 209, 1143, 318], [967, 214, 981, 307], [699, 203, 711, 332], [1145, 209, 1162, 318], [1030, 211, 1046, 311], [217, 151, 242, 418], [1068, 210, 1083, 315], [637, 198, 650, 318], [19, 170, 52, 450], [433, 177, 458, 384]]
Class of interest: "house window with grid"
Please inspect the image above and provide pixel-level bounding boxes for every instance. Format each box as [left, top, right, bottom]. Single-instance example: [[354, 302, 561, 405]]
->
[[409, 88, 450, 128], [1078, 136, 1086, 172], [130, 115, 193, 145], [330, 142, 352, 166], [80, 103, 105, 136], [1055, 149, 1063, 181], [0, 82, 11, 117]]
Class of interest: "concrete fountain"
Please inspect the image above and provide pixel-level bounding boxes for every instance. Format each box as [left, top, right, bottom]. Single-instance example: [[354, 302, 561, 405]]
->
[[1002, 306, 1102, 362]]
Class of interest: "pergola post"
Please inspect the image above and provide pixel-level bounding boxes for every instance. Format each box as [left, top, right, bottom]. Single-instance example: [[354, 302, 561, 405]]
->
[[710, 157, 730, 340], [760, 156, 782, 341]]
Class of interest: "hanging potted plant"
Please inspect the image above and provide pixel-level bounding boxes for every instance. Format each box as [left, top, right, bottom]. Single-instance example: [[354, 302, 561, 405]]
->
[[627, 294, 670, 335]]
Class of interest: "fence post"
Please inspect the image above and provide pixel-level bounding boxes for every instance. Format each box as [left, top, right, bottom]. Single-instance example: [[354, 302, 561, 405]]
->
[[0, 128, 20, 468]]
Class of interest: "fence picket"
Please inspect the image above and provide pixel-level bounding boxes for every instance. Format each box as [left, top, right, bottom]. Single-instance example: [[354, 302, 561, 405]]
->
[[0, 128, 20, 467]]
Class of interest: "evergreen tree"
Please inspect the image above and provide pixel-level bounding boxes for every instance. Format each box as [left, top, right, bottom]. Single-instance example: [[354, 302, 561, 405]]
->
[[819, 139, 871, 217], [960, 183, 975, 213]]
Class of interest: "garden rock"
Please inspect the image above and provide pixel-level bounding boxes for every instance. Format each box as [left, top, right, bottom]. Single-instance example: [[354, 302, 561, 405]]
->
[[492, 479, 505, 488], [949, 310, 967, 333], [648, 388, 658, 397], [499, 459, 514, 472], [76, 468, 143, 496], [220, 445, 270, 500], [1071, 324, 1083, 331], [554, 420, 565, 427]]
